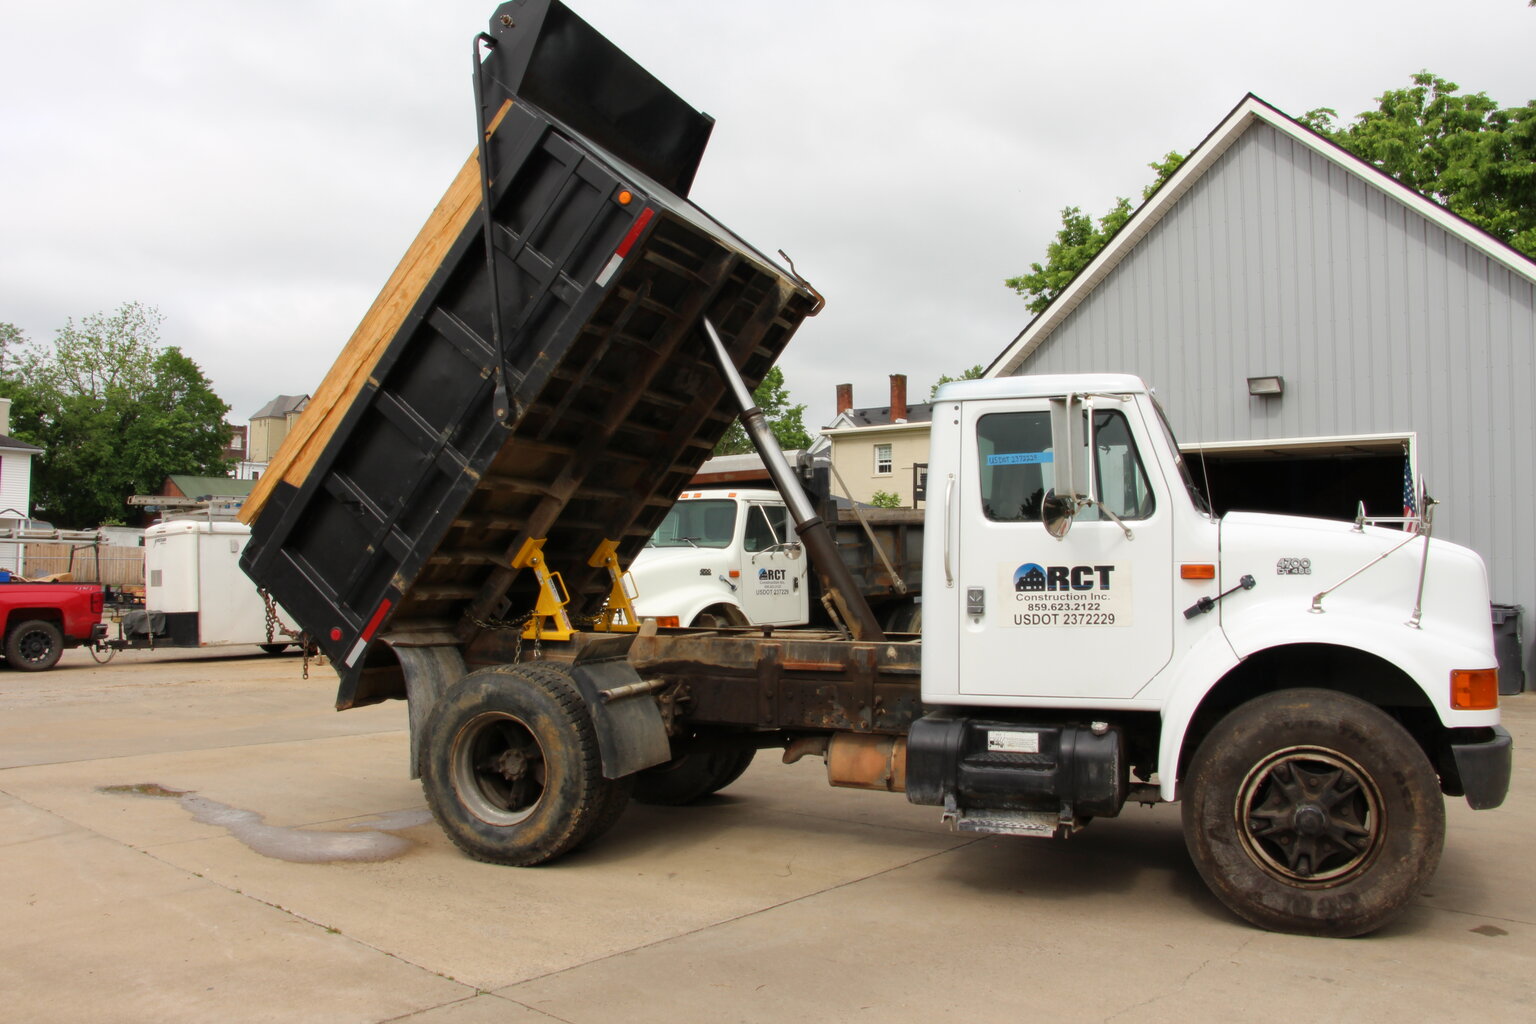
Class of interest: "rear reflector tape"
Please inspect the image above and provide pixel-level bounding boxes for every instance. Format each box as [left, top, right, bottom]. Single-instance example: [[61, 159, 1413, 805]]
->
[[596, 207, 654, 287]]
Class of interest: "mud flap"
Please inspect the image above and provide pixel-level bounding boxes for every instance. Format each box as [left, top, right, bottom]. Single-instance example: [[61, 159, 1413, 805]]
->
[[568, 635, 672, 779], [396, 644, 468, 780]]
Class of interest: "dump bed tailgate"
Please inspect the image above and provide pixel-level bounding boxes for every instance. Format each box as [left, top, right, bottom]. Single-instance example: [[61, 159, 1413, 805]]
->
[[240, 1, 816, 707]]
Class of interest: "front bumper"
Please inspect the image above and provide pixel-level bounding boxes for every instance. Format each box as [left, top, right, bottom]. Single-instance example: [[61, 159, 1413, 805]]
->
[[1452, 725, 1513, 810]]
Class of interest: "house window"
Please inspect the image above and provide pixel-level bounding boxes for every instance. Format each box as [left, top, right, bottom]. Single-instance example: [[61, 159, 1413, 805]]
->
[[874, 443, 892, 475]]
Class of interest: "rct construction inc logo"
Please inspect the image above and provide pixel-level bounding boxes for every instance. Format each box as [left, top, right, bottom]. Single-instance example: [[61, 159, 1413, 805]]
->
[[1014, 563, 1116, 593]]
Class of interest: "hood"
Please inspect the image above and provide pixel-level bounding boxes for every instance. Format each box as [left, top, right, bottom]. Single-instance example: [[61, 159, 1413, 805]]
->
[[1218, 511, 1493, 660]]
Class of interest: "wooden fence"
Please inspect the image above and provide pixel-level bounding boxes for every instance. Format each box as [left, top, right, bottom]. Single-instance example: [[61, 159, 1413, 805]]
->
[[18, 543, 144, 586]]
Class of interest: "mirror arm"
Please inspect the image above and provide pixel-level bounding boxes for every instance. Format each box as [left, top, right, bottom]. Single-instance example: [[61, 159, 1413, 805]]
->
[[1085, 499, 1135, 541]]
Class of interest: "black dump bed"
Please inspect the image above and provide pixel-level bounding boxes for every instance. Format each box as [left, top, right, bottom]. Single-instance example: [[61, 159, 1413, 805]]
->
[[240, 1, 816, 708]]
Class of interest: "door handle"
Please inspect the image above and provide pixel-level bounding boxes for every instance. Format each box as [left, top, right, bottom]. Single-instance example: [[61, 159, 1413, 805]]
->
[[967, 587, 985, 618], [944, 474, 956, 588]]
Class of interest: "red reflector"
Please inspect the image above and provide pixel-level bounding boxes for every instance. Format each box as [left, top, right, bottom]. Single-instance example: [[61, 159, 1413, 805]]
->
[[329, 627, 343, 642], [1181, 564, 1216, 580], [360, 599, 393, 642], [614, 207, 654, 259]]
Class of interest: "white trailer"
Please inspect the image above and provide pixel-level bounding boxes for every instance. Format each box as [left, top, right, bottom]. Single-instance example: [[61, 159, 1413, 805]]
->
[[112, 519, 297, 652]]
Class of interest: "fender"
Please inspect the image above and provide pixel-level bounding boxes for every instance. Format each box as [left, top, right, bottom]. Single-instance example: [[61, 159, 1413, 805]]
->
[[634, 580, 742, 628], [1152, 628, 1242, 801], [1224, 601, 1499, 730], [1154, 609, 1498, 801], [390, 635, 671, 781]]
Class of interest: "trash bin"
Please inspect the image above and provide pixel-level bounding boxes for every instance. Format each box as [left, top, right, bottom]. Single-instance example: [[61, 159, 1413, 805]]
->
[[1490, 604, 1524, 695]]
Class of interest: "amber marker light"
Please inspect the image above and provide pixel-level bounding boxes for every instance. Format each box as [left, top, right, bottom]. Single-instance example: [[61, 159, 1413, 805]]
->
[[1451, 669, 1499, 710], [1180, 564, 1216, 580], [617, 189, 634, 205]]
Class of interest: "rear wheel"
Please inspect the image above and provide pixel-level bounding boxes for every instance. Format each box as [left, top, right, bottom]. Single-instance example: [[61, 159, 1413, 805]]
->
[[420, 663, 629, 865], [1182, 688, 1444, 937], [5, 619, 63, 671], [633, 746, 757, 805]]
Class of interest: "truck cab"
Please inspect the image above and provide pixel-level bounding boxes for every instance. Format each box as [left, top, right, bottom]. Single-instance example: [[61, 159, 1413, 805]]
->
[[630, 489, 807, 628], [922, 374, 1504, 800]]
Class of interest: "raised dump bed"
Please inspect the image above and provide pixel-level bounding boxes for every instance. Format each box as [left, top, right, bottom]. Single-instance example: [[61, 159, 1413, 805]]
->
[[240, 0, 817, 710]]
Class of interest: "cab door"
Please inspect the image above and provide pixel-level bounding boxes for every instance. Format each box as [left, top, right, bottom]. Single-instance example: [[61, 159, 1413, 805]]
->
[[955, 398, 1173, 699], [736, 501, 808, 625]]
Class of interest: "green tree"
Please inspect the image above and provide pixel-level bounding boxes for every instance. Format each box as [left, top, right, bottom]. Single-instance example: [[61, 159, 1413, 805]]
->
[[1300, 73, 1536, 257], [868, 490, 903, 508], [713, 365, 812, 456], [0, 322, 23, 376], [930, 364, 985, 400], [1006, 152, 1185, 313], [0, 302, 232, 527]]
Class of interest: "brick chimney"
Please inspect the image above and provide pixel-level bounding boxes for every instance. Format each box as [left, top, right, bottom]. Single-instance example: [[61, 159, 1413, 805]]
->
[[889, 374, 908, 423], [836, 383, 853, 416]]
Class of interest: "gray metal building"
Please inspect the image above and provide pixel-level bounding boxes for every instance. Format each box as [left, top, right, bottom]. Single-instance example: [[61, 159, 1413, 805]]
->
[[989, 94, 1536, 687]]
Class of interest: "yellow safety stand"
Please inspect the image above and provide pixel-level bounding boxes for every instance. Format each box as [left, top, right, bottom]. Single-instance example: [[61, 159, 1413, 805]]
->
[[587, 539, 640, 633], [510, 538, 575, 643]]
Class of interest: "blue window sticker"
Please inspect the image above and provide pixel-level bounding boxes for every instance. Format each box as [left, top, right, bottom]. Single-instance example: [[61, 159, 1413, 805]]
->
[[987, 452, 1053, 466]]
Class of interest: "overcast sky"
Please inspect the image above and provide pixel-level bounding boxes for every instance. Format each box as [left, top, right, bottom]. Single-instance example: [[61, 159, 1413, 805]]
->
[[2, 1, 1532, 433]]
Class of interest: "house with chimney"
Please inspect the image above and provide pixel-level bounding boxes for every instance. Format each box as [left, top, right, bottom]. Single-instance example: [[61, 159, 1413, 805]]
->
[[815, 374, 933, 508]]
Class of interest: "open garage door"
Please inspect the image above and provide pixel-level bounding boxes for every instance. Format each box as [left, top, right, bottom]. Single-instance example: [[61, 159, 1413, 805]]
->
[[1181, 433, 1416, 524]]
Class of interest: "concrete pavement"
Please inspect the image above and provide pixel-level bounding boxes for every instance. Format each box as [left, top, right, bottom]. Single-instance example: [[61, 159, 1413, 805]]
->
[[2, 647, 1532, 1022]]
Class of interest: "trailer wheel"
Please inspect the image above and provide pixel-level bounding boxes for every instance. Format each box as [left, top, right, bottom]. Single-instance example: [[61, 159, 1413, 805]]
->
[[1182, 688, 1444, 937], [420, 663, 627, 865], [5, 619, 64, 671], [633, 747, 757, 805]]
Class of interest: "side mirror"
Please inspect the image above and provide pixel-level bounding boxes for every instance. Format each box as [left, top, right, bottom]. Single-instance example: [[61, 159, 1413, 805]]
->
[[1041, 489, 1076, 539]]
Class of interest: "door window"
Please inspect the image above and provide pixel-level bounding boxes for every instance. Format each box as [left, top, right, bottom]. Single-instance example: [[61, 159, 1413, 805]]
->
[[975, 409, 1153, 524], [743, 504, 790, 552]]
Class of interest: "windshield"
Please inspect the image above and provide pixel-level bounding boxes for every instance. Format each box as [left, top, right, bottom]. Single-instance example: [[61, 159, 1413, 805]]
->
[[649, 499, 737, 548], [1150, 396, 1211, 515]]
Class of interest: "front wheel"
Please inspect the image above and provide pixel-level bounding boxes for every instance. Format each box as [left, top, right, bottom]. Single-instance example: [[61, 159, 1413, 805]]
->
[[420, 663, 629, 865], [1182, 688, 1444, 937], [5, 619, 64, 671]]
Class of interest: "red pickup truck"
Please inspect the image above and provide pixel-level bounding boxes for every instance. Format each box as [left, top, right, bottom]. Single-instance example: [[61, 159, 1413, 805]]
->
[[1, 582, 108, 671]]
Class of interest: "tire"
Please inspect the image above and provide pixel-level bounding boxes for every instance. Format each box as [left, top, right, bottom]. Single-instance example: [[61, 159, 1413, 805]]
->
[[5, 619, 64, 672], [420, 663, 628, 865], [1182, 688, 1444, 937], [259, 643, 289, 655], [884, 599, 922, 634], [633, 746, 757, 805]]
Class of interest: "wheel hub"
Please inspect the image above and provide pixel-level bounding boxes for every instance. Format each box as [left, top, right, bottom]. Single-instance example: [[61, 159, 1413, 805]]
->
[[1236, 747, 1384, 886], [451, 711, 547, 826]]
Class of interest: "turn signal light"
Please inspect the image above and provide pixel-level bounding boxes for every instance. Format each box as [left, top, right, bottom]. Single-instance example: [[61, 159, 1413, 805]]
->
[[654, 616, 680, 629], [1180, 564, 1216, 580], [1451, 669, 1499, 710]]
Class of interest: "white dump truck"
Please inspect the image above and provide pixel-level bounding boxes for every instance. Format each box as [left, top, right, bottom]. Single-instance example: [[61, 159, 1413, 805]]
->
[[239, 0, 1510, 938]]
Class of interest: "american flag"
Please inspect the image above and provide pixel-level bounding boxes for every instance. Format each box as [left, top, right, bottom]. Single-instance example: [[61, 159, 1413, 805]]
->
[[1403, 457, 1418, 534]]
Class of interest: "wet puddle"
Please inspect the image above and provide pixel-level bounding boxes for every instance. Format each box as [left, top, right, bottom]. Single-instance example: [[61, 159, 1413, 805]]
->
[[99, 783, 432, 863]]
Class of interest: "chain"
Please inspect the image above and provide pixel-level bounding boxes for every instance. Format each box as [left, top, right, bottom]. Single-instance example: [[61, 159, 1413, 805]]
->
[[260, 588, 312, 679], [468, 609, 538, 664]]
